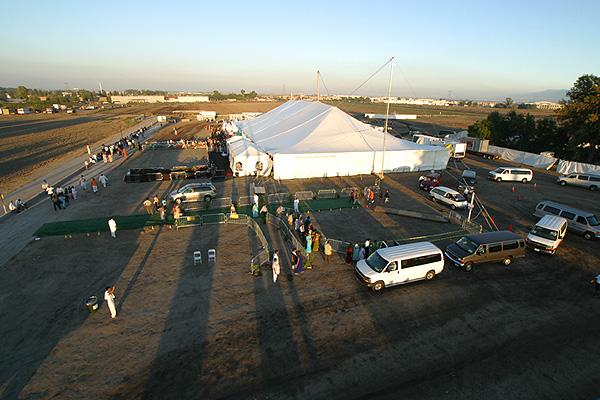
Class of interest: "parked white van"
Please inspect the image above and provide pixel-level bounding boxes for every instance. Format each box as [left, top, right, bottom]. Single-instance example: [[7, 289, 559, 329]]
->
[[488, 167, 533, 183], [429, 186, 469, 210], [354, 242, 444, 292], [533, 200, 600, 240], [526, 215, 568, 254], [557, 173, 600, 191]]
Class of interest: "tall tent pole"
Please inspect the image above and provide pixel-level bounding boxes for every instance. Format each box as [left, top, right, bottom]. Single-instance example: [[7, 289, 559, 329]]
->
[[380, 57, 395, 179], [316, 70, 320, 101]]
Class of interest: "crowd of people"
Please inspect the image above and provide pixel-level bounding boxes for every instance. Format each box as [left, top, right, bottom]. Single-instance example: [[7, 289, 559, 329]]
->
[[84, 126, 148, 170], [348, 187, 390, 208], [142, 194, 170, 222]]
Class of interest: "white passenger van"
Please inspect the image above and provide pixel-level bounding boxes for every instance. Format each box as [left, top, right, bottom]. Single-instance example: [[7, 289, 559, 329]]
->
[[488, 167, 533, 183], [526, 215, 568, 254], [533, 200, 600, 240], [354, 242, 444, 292]]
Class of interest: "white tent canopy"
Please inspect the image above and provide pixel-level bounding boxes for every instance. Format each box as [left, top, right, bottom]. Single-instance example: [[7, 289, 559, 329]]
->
[[227, 137, 272, 176], [234, 100, 449, 179]]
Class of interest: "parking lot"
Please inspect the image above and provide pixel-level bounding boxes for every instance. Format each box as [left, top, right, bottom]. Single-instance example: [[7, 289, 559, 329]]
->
[[1, 147, 600, 400]]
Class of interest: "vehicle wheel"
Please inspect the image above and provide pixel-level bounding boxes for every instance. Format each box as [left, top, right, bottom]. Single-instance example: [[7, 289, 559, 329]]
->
[[590, 185, 597, 191], [502, 256, 512, 266], [584, 231, 594, 240], [496, 177, 502, 182], [372, 281, 384, 292], [559, 180, 567, 186], [431, 197, 436, 202], [549, 249, 556, 255], [425, 270, 435, 280], [464, 262, 473, 272], [451, 204, 456, 210], [178, 197, 184, 203], [521, 178, 528, 184], [204, 195, 212, 202]]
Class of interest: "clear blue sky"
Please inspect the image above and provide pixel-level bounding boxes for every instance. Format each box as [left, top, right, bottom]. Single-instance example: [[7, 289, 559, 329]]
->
[[1, 0, 599, 99]]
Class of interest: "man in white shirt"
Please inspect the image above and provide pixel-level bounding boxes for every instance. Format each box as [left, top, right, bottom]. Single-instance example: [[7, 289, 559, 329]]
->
[[293, 197, 300, 214], [253, 194, 259, 206], [108, 217, 117, 238], [272, 250, 280, 283], [104, 286, 117, 319], [8, 201, 17, 213], [99, 174, 109, 188]]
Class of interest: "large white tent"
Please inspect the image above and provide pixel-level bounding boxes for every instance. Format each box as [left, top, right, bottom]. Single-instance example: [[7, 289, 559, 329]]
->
[[227, 136, 272, 176], [233, 100, 449, 180]]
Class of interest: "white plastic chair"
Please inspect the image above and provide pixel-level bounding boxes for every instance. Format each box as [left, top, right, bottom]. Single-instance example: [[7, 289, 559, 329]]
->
[[207, 249, 216, 262], [193, 251, 202, 265]]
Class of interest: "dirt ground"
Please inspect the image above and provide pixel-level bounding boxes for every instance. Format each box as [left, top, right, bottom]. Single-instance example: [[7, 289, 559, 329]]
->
[[2, 143, 600, 399], [151, 120, 213, 141], [0, 111, 141, 194]]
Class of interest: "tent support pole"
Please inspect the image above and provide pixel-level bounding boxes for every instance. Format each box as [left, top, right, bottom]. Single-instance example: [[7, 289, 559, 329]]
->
[[316, 70, 320, 102], [380, 57, 395, 179]]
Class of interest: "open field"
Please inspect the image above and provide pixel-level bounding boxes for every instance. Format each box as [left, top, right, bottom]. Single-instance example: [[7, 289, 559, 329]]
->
[[0, 112, 142, 194], [151, 120, 213, 141], [1, 143, 599, 399], [111, 101, 284, 117]]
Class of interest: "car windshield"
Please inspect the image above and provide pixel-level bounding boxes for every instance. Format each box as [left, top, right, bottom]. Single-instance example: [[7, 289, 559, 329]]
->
[[365, 252, 389, 273], [494, 168, 505, 173], [455, 237, 478, 254], [587, 215, 600, 226], [452, 194, 466, 202], [530, 226, 558, 240]]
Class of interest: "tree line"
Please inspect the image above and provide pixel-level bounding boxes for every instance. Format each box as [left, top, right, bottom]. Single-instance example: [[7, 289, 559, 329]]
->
[[469, 74, 600, 164]]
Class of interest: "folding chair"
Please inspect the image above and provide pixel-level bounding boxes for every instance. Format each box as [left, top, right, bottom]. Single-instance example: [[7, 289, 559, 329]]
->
[[193, 251, 202, 265], [207, 249, 216, 262]]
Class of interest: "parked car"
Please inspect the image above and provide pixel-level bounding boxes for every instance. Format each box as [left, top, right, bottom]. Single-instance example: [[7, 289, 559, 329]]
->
[[169, 182, 216, 203], [354, 242, 444, 292], [429, 186, 468, 210], [556, 173, 600, 191], [526, 215, 568, 255], [445, 231, 526, 271], [462, 169, 477, 186], [533, 200, 600, 240], [418, 172, 441, 191], [488, 167, 533, 183], [123, 168, 166, 183]]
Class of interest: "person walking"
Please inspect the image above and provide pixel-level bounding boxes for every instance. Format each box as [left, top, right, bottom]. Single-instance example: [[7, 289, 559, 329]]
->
[[99, 173, 109, 188], [253, 193, 259, 207], [324, 240, 333, 264], [291, 248, 304, 275], [91, 177, 98, 193], [159, 206, 166, 222], [345, 244, 353, 264], [592, 274, 600, 296], [293, 197, 300, 214], [143, 198, 153, 215], [384, 189, 390, 203], [79, 175, 88, 191], [352, 242, 361, 265], [364, 239, 371, 258], [71, 186, 78, 200], [104, 286, 117, 319], [153, 195, 160, 211], [272, 250, 281, 283], [313, 231, 321, 255], [108, 217, 117, 238], [287, 212, 294, 228], [305, 232, 313, 269]]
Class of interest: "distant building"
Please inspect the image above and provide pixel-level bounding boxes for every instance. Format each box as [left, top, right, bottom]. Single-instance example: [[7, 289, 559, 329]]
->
[[477, 101, 498, 107], [165, 95, 209, 103], [370, 97, 458, 106], [111, 95, 166, 104], [527, 101, 563, 110]]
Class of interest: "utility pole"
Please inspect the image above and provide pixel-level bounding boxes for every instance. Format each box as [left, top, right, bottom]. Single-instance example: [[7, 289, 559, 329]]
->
[[380, 57, 395, 179], [316, 70, 321, 101]]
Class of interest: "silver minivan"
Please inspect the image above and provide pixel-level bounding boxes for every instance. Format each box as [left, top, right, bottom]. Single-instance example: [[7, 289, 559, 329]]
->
[[169, 183, 216, 203], [533, 200, 600, 240], [557, 173, 600, 191]]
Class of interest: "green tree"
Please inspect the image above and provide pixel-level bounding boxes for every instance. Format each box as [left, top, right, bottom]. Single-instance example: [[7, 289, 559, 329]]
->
[[468, 119, 492, 139], [505, 97, 514, 108], [558, 74, 600, 163], [14, 85, 28, 99]]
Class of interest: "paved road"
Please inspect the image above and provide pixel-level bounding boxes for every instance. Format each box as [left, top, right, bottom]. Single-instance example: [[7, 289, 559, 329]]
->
[[0, 120, 163, 267], [0, 116, 100, 138]]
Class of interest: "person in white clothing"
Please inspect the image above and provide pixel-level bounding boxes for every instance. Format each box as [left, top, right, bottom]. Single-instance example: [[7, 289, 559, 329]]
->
[[253, 194, 259, 206], [99, 174, 109, 188], [104, 286, 117, 319], [293, 197, 300, 214], [272, 250, 280, 283], [108, 217, 117, 238]]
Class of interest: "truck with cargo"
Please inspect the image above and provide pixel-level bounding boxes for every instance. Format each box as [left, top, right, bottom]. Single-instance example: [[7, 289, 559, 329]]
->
[[462, 138, 500, 160]]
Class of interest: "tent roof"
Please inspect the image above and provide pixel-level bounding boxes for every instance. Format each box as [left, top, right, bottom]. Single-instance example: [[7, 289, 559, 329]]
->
[[236, 100, 445, 155], [228, 137, 268, 158]]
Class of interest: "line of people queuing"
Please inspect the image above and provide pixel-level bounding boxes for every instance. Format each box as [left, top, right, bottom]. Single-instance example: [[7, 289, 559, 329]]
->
[[38, 172, 110, 212], [345, 239, 387, 265], [83, 126, 148, 170]]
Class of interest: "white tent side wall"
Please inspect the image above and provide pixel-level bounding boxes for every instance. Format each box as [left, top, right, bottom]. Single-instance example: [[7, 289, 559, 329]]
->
[[272, 152, 375, 180], [372, 147, 451, 173]]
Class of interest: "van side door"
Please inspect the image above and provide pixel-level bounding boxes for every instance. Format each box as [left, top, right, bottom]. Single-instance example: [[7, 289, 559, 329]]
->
[[385, 261, 400, 285], [487, 242, 504, 262], [574, 216, 588, 234]]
